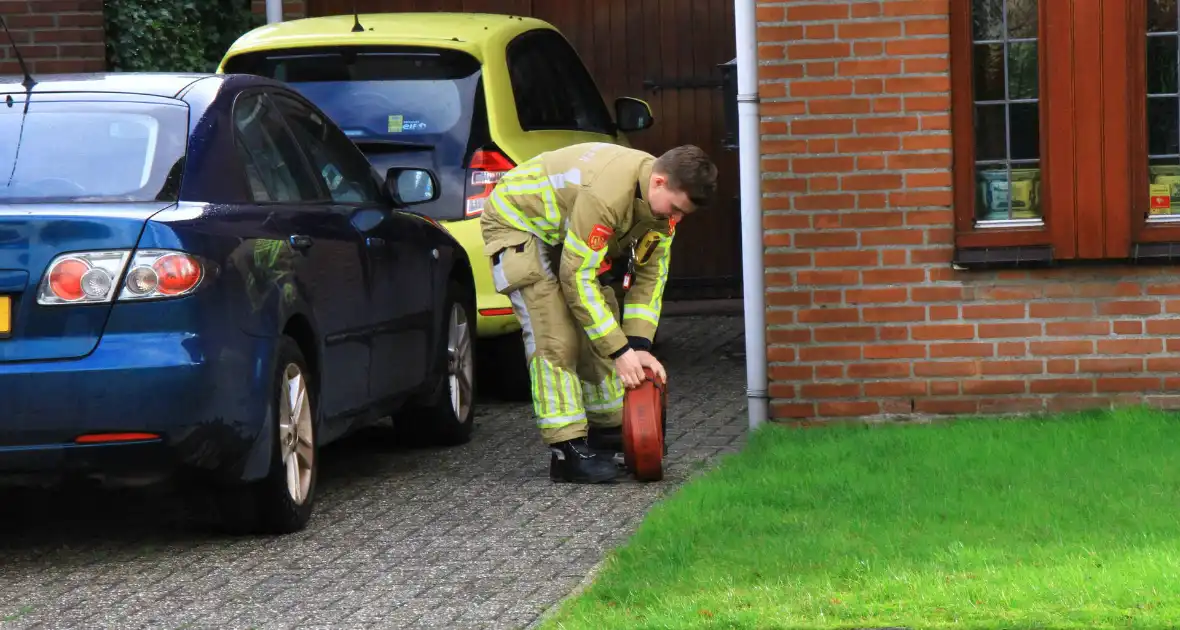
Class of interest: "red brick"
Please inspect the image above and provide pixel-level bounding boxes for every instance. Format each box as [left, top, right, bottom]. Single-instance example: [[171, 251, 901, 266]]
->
[[848, 362, 911, 378], [806, 24, 837, 39], [906, 171, 953, 188], [815, 327, 878, 342], [963, 380, 1026, 395], [792, 80, 856, 98], [980, 360, 1044, 376], [978, 323, 1042, 339], [795, 194, 856, 211], [1097, 301, 1162, 316], [802, 383, 862, 399], [903, 134, 953, 150], [811, 98, 875, 115], [815, 250, 880, 267], [1030, 303, 1095, 318], [863, 306, 926, 322], [799, 345, 863, 362], [772, 402, 816, 419], [1048, 359, 1077, 374], [928, 343, 993, 358], [1031, 341, 1093, 356], [979, 398, 1045, 414], [1030, 379, 1094, 394], [1146, 319, 1180, 335], [843, 174, 903, 191], [817, 365, 845, 379], [892, 190, 954, 207], [1097, 339, 1163, 355], [839, 21, 902, 39], [929, 381, 959, 395], [771, 365, 815, 381], [788, 3, 852, 21], [1097, 377, 1162, 393], [857, 116, 921, 134], [1079, 358, 1144, 373], [765, 252, 812, 267], [929, 305, 958, 320], [767, 291, 813, 306], [793, 157, 856, 174], [756, 5, 786, 21], [912, 286, 964, 302], [886, 38, 950, 56], [838, 136, 902, 153], [914, 361, 978, 376], [798, 308, 861, 324], [818, 401, 881, 417], [887, 153, 952, 169], [841, 212, 905, 228], [797, 270, 860, 285], [863, 268, 925, 284], [1148, 357, 1180, 372], [864, 344, 927, 360], [1114, 321, 1143, 335], [846, 288, 908, 304], [839, 59, 904, 76], [910, 324, 973, 340], [788, 42, 852, 60], [866, 381, 928, 397], [962, 304, 1026, 320], [1045, 322, 1111, 337]]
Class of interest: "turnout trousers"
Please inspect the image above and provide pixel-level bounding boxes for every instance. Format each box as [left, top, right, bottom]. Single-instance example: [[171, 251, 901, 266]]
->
[[490, 236, 626, 445]]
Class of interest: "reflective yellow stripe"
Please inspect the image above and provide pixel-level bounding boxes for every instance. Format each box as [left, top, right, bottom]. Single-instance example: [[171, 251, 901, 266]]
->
[[625, 237, 672, 327], [490, 191, 534, 234], [537, 415, 587, 429], [530, 356, 587, 422], [563, 230, 620, 341]]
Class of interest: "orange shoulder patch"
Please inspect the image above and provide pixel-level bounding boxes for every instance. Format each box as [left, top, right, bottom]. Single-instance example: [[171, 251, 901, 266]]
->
[[587, 224, 613, 251]]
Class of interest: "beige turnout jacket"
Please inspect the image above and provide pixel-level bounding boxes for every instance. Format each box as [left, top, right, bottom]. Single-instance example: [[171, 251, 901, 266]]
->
[[480, 143, 676, 359]]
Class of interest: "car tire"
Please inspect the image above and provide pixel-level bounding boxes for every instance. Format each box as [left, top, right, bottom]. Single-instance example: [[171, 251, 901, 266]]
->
[[214, 335, 319, 536], [401, 278, 477, 446]]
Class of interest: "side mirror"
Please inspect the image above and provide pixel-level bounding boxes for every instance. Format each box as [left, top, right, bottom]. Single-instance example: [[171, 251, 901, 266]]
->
[[385, 167, 440, 207], [615, 97, 654, 133]]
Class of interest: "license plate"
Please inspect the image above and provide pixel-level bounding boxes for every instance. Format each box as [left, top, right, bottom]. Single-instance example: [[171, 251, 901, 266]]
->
[[0, 295, 9, 337]]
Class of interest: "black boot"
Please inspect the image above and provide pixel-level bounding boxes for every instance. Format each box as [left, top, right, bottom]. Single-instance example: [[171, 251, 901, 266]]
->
[[587, 425, 623, 451], [549, 437, 621, 483]]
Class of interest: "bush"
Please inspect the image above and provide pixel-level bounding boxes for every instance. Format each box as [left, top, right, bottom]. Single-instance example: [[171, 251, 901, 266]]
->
[[105, 0, 263, 73]]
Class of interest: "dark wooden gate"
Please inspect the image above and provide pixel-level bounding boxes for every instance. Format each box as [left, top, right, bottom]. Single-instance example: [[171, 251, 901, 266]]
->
[[307, 0, 740, 298]]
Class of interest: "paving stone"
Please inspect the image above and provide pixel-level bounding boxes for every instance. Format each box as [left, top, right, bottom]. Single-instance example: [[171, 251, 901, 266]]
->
[[0, 315, 747, 629]]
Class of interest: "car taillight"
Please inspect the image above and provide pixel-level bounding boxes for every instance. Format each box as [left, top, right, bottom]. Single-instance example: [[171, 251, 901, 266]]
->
[[465, 148, 514, 218], [38, 251, 130, 305], [37, 250, 204, 306], [119, 250, 203, 300]]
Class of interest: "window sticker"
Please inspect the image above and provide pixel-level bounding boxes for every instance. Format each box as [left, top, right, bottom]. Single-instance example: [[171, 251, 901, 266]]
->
[[388, 115, 404, 133]]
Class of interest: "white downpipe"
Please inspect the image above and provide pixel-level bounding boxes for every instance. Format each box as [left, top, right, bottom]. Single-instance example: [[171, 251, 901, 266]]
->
[[734, 0, 769, 430], [266, 0, 283, 24]]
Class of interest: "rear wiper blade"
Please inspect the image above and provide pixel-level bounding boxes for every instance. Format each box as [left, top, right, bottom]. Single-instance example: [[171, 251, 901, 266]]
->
[[353, 138, 435, 153]]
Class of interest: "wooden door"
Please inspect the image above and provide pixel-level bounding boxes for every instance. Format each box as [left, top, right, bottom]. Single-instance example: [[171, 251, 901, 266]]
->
[[309, 0, 741, 298]]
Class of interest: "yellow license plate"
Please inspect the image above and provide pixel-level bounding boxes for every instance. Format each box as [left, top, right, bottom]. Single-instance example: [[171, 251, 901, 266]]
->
[[0, 295, 9, 336]]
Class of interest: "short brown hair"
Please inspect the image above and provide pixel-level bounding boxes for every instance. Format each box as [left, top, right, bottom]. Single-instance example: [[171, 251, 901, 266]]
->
[[654, 145, 718, 210]]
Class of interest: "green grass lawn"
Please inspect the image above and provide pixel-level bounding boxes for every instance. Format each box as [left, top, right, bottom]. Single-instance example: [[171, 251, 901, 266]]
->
[[541, 407, 1180, 629]]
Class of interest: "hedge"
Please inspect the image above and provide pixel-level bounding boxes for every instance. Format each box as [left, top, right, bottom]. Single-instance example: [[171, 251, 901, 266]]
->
[[104, 0, 263, 73]]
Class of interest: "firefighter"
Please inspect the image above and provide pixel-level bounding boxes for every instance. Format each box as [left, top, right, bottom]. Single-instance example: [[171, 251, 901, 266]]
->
[[480, 142, 718, 483]]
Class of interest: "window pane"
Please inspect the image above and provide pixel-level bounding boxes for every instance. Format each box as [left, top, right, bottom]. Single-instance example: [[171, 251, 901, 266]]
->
[[1150, 159, 1180, 216], [974, 105, 1008, 162], [1009, 103, 1040, 160], [1149, 97, 1180, 157], [971, 0, 1039, 225], [1149, 0, 1178, 34], [976, 165, 1042, 221], [1007, 0, 1038, 38], [1148, 37, 1179, 95], [973, 0, 1004, 40], [973, 44, 1006, 101], [1008, 42, 1038, 100]]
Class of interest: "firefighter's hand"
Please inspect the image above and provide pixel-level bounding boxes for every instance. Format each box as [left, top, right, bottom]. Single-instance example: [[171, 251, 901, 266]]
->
[[633, 350, 666, 384], [614, 349, 646, 389]]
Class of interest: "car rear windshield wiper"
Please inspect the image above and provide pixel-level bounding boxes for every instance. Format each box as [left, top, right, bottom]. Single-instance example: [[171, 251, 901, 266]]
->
[[353, 139, 435, 153]]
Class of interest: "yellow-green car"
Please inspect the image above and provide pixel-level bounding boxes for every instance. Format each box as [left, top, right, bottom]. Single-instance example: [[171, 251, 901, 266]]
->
[[218, 12, 654, 392]]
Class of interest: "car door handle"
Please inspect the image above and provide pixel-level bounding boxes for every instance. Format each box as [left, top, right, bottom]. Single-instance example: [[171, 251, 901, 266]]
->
[[289, 235, 313, 251], [366, 237, 386, 248]]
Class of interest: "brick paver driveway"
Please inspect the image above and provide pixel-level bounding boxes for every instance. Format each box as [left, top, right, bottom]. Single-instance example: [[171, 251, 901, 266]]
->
[[0, 315, 746, 630]]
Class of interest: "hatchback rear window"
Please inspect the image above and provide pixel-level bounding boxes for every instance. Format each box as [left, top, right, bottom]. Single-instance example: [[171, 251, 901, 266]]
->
[[224, 46, 481, 165], [0, 98, 189, 203]]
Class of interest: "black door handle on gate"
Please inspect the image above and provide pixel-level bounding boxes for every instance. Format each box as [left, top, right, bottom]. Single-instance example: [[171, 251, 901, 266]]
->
[[289, 234, 313, 251]]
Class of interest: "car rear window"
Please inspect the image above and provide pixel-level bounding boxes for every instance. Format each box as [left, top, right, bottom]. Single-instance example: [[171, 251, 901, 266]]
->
[[0, 99, 189, 203], [224, 46, 481, 166]]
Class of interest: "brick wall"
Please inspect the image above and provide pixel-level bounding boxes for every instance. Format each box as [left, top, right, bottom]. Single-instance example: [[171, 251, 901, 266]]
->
[[250, 0, 307, 21], [758, 0, 1180, 420], [0, 0, 106, 75]]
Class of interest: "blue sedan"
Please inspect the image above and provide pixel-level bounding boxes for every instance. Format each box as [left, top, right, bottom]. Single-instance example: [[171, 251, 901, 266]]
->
[[0, 73, 478, 534]]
